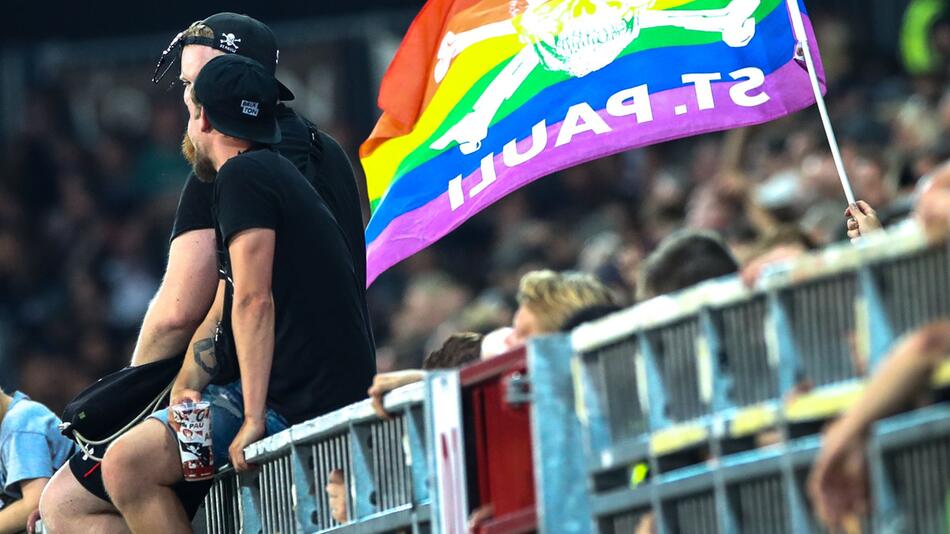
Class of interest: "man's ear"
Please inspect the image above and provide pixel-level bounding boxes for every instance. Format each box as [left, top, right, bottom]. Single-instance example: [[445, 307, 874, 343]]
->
[[199, 107, 214, 134]]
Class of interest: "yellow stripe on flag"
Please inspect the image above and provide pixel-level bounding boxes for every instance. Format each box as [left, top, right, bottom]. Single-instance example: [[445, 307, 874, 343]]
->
[[363, 34, 523, 201]]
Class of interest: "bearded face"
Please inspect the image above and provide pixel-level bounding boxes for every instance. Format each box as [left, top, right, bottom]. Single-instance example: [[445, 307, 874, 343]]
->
[[512, 0, 655, 77], [181, 133, 217, 182]]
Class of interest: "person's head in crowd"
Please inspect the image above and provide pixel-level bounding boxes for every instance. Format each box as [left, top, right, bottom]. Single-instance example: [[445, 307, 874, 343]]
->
[[422, 332, 483, 370], [850, 153, 893, 210], [740, 226, 817, 287], [183, 54, 281, 182], [159, 13, 294, 107], [637, 230, 739, 301], [163, 13, 293, 177], [505, 270, 616, 348]]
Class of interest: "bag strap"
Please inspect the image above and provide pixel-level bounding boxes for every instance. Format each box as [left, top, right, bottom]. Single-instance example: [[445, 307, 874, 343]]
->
[[73, 380, 174, 462]]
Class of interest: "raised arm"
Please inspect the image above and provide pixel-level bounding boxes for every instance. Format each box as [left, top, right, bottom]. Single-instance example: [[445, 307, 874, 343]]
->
[[226, 227, 276, 471], [808, 320, 950, 529], [131, 228, 218, 366]]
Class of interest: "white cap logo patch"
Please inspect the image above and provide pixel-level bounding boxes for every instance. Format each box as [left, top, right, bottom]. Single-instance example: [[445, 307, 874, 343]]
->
[[240, 100, 259, 117], [220, 33, 242, 53]]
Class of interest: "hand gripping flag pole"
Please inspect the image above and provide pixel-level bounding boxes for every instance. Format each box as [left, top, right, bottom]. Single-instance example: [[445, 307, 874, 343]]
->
[[786, 0, 856, 205]]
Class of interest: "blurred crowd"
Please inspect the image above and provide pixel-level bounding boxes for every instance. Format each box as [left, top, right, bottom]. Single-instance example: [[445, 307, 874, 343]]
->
[[0, 5, 949, 415]]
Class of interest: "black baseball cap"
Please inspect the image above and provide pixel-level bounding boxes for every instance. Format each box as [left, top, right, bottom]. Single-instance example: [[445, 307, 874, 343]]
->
[[194, 54, 282, 145], [153, 12, 295, 101]]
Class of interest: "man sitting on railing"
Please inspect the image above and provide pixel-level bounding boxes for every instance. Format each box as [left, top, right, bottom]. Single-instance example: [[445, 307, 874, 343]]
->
[[38, 13, 374, 534], [94, 55, 374, 534]]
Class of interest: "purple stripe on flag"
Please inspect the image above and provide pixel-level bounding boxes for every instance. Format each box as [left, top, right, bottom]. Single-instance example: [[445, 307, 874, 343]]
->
[[367, 58, 815, 284]]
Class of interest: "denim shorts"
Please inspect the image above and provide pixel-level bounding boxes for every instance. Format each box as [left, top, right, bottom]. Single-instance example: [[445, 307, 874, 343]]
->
[[150, 381, 289, 469]]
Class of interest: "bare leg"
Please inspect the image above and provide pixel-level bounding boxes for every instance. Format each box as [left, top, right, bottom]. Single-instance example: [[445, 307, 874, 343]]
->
[[101, 420, 191, 534], [39, 465, 130, 534]]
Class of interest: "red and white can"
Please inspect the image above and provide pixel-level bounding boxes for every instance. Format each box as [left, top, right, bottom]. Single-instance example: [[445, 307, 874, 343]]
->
[[170, 401, 214, 481]]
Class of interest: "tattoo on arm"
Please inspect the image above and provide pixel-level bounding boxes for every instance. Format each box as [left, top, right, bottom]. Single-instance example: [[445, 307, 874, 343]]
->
[[193, 338, 219, 378]]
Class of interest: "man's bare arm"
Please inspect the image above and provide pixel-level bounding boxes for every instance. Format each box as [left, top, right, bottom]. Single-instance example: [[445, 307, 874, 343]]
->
[[131, 229, 218, 366], [808, 319, 950, 528], [228, 228, 276, 422], [171, 280, 226, 404], [836, 320, 950, 437], [226, 228, 276, 471], [0, 478, 47, 534]]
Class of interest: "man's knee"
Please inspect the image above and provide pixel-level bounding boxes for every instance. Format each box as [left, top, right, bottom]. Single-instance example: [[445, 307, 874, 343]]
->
[[101, 420, 179, 506], [38, 468, 67, 531], [101, 439, 138, 506], [40, 465, 103, 532]]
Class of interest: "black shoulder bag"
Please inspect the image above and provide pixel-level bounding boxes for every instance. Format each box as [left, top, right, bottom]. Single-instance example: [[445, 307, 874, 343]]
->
[[60, 354, 184, 461]]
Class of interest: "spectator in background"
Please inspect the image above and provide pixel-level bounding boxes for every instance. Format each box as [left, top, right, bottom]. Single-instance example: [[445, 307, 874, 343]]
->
[[341, 332, 485, 524], [367, 269, 617, 419], [810, 160, 950, 530], [368, 332, 484, 419], [504, 270, 617, 349], [636, 230, 739, 301], [0, 387, 73, 534], [808, 319, 950, 530], [847, 160, 950, 239], [740, 226, 816, 287]]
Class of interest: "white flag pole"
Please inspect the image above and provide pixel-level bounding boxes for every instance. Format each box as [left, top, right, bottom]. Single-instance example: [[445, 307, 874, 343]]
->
[[785, 0, 856, 205]]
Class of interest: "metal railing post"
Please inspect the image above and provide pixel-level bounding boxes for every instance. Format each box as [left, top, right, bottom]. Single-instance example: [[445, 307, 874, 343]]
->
[[349, 422, 378, 521], [527, 334, 594, 534], [237, 469, 263, 534], [857, 266, 896, 371]]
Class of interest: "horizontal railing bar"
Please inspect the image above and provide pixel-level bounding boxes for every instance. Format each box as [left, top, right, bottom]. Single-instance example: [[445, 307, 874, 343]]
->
[[590, 486, 653, 519], [572, 276, 753, 353], [314, 503, 430, 533], [573, 223, 934, 354], [758, 221, 929, 291], [587, 435, 651, 475], [872, 405, 950, 449], [246, 382, 425, 462]]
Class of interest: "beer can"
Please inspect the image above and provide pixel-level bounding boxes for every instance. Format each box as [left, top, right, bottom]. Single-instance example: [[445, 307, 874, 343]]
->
[[170, 401, 214, 481]]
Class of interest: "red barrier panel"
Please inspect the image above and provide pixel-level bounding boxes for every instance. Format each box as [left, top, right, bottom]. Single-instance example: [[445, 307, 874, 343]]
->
[[460, 347, 537, 534]]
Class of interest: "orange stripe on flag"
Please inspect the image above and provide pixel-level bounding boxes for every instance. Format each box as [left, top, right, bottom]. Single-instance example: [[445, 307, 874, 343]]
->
[[363, 0, 512, 158]]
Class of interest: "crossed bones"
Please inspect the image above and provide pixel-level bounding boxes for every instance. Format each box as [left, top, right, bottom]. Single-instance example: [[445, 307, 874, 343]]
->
[[431, 0, 761, 154]]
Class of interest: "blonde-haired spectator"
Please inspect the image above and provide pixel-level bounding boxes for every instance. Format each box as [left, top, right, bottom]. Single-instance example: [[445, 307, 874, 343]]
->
[[505, 270, 617, 349]]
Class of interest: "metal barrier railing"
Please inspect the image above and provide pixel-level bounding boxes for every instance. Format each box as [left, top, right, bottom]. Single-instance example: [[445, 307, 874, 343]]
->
[[186, 223, 950, 534], [198, 381, 429, 534], [565, 223, 950, 533]]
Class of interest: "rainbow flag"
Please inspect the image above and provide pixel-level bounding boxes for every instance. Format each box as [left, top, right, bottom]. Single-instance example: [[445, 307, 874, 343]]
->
[[361, 0, 823, 284]]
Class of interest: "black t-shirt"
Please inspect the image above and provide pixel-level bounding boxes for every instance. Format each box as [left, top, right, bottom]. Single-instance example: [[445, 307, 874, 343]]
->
[[170, 104, 368, 288], [212, 148, 375, 424]]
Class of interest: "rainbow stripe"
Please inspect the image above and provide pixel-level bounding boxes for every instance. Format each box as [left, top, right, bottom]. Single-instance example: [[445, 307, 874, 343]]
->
[[361, 0, 823, 284]]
